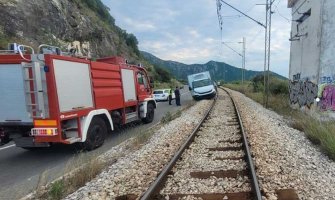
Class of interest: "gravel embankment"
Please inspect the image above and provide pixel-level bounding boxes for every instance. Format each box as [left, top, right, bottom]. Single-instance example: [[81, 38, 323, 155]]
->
[[161, 91, 251, 196], [66, 88, 335, 200], [229, 89, 335, 200], [65, 100, 212, 200]]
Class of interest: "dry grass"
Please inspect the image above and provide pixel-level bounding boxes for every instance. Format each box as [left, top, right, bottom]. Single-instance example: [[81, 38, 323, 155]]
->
[[161, 111, 173, 124], [293, 114, 335, 160], [65, 153, 106, 191], [34, 152, 108, 200], [132, 128, 156, 148]]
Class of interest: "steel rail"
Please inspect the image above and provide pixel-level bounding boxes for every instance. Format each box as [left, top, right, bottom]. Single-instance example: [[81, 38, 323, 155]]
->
[[140, 97, 217, 200], [221, 87, 262, 200]]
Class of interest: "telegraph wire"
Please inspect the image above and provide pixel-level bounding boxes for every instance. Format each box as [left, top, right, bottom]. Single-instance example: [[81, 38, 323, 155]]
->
[[273, 1, 291, 23], [222, 41, 242, 57], [218, 0, 266, 28], [221, 4, 256, 19]]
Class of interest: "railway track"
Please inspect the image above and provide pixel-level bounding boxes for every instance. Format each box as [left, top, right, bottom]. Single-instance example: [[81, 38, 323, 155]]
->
[[139, 88, 262, 200]]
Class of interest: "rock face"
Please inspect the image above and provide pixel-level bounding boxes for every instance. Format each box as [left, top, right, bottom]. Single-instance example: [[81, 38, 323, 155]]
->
[[0, 0, 138, 61]]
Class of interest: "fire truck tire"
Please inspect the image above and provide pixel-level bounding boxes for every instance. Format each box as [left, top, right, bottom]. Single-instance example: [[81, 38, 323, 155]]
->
[[142, 103, 155, 124], [83, 117, 107, 150]]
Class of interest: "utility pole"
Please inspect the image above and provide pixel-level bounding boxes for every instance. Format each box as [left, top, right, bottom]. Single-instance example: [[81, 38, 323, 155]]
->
[[241, 37, 246, 85], [222, 39, 246, 84], [217, 0, 274, 107], [263, 1, 269, 107], [238, 38, 246, 85], [263, 0, 274, 108]]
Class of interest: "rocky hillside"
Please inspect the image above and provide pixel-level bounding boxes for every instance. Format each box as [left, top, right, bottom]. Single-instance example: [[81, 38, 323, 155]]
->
[[0, 0, 140, 62], [142, 51, 287, 82]]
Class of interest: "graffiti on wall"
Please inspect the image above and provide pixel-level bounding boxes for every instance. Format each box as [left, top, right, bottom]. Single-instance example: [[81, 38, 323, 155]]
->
[[293, 73, 301, 81], [320, 85, 335, 110], [320, 76, 335, 84], [289, 80, 318, 108], [289, 74, 335, 111], [317, 75, 335, 111]]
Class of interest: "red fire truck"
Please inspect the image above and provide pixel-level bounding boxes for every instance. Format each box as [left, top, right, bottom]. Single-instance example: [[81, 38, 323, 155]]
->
[[0, 44, 156, 150]]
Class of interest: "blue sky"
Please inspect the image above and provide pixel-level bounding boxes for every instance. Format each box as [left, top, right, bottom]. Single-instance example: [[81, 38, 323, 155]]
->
[[102, 0, 292, 77]]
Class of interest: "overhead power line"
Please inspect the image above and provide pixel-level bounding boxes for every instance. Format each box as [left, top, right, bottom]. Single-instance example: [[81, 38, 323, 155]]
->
[[221, 41, 242, 57], [216, 0, 277, 108], [218, 0, 266, 28]]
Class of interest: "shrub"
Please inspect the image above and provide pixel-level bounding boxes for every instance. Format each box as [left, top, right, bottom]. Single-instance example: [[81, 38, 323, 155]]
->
[[269, 78, 289, 95], [80, 0, 115, 25], [154, 64, 172, 82], [49, 180, 64, 200], [161, 111, 173, 123], [251, 74, 265, 92]]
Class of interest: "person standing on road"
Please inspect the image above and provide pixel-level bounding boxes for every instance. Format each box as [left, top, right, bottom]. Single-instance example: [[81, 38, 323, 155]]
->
[[174, 86, 181, 106], [168, 88, 173, 105]]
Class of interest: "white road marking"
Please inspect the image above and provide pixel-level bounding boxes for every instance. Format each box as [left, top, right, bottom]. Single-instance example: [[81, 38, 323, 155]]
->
[[0, 144, 15, 151]]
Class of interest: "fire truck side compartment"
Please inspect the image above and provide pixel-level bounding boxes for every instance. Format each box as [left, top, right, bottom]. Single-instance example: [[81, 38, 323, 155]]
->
[[53, 59, 94, 112], [0, 64, 33, 124], [90, 61, 124, 110]]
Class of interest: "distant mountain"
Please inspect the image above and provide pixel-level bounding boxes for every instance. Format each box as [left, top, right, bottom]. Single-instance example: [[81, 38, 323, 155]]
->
[[141, 51, 286, 82]]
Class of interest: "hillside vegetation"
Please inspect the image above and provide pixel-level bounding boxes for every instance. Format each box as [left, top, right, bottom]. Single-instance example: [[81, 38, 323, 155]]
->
[[0, 0, 175, 87], [0, 0, 138, 58]]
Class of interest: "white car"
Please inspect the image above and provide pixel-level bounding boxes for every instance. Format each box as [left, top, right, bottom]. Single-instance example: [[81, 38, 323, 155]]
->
[[153, 89, 175, 101]]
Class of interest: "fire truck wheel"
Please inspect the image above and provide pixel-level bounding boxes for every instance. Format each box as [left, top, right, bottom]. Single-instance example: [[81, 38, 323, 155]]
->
[[142, 103, 155, 124], [83, 117, 107, 150]]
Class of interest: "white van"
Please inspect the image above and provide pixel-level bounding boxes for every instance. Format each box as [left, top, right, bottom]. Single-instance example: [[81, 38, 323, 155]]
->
[[188, 71, 216, 100]]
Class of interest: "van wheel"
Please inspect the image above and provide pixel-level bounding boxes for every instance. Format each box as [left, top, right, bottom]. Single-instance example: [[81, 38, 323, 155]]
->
[[142, 103, 154, 124], [83, 117, 107, 151]]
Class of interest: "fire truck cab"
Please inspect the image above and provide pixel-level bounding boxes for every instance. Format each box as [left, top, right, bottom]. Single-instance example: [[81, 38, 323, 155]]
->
[[0, 44, 156, 150]]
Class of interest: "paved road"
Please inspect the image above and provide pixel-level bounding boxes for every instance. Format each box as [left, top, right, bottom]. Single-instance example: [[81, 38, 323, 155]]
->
[[0, 88, 192, 199]]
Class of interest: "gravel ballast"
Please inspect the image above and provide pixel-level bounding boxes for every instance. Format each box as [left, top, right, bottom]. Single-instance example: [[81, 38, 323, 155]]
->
[[161, 91, 252, 197], [229, 89, 335, 200], [65, 88, 335, 200], [65, 100, 212, 199]]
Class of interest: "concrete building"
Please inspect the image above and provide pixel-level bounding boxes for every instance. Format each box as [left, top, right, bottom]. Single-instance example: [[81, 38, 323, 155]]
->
[[288, 0, 335, 113]]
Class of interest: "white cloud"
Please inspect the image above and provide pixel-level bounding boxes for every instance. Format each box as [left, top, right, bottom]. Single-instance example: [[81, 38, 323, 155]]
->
[[123, 17, 156, 32], [188, 29, 201, 38], [104, 0, 292, 77], [204, 37, 217, 44], [161, 47, 212, 63]]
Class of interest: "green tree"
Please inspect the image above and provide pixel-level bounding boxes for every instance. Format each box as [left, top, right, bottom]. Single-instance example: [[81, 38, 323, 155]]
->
[[81, 0, 115, 25], [251, 74, 265, 92], [125, 33, 140, 55], [154, 64, 172, 82]]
